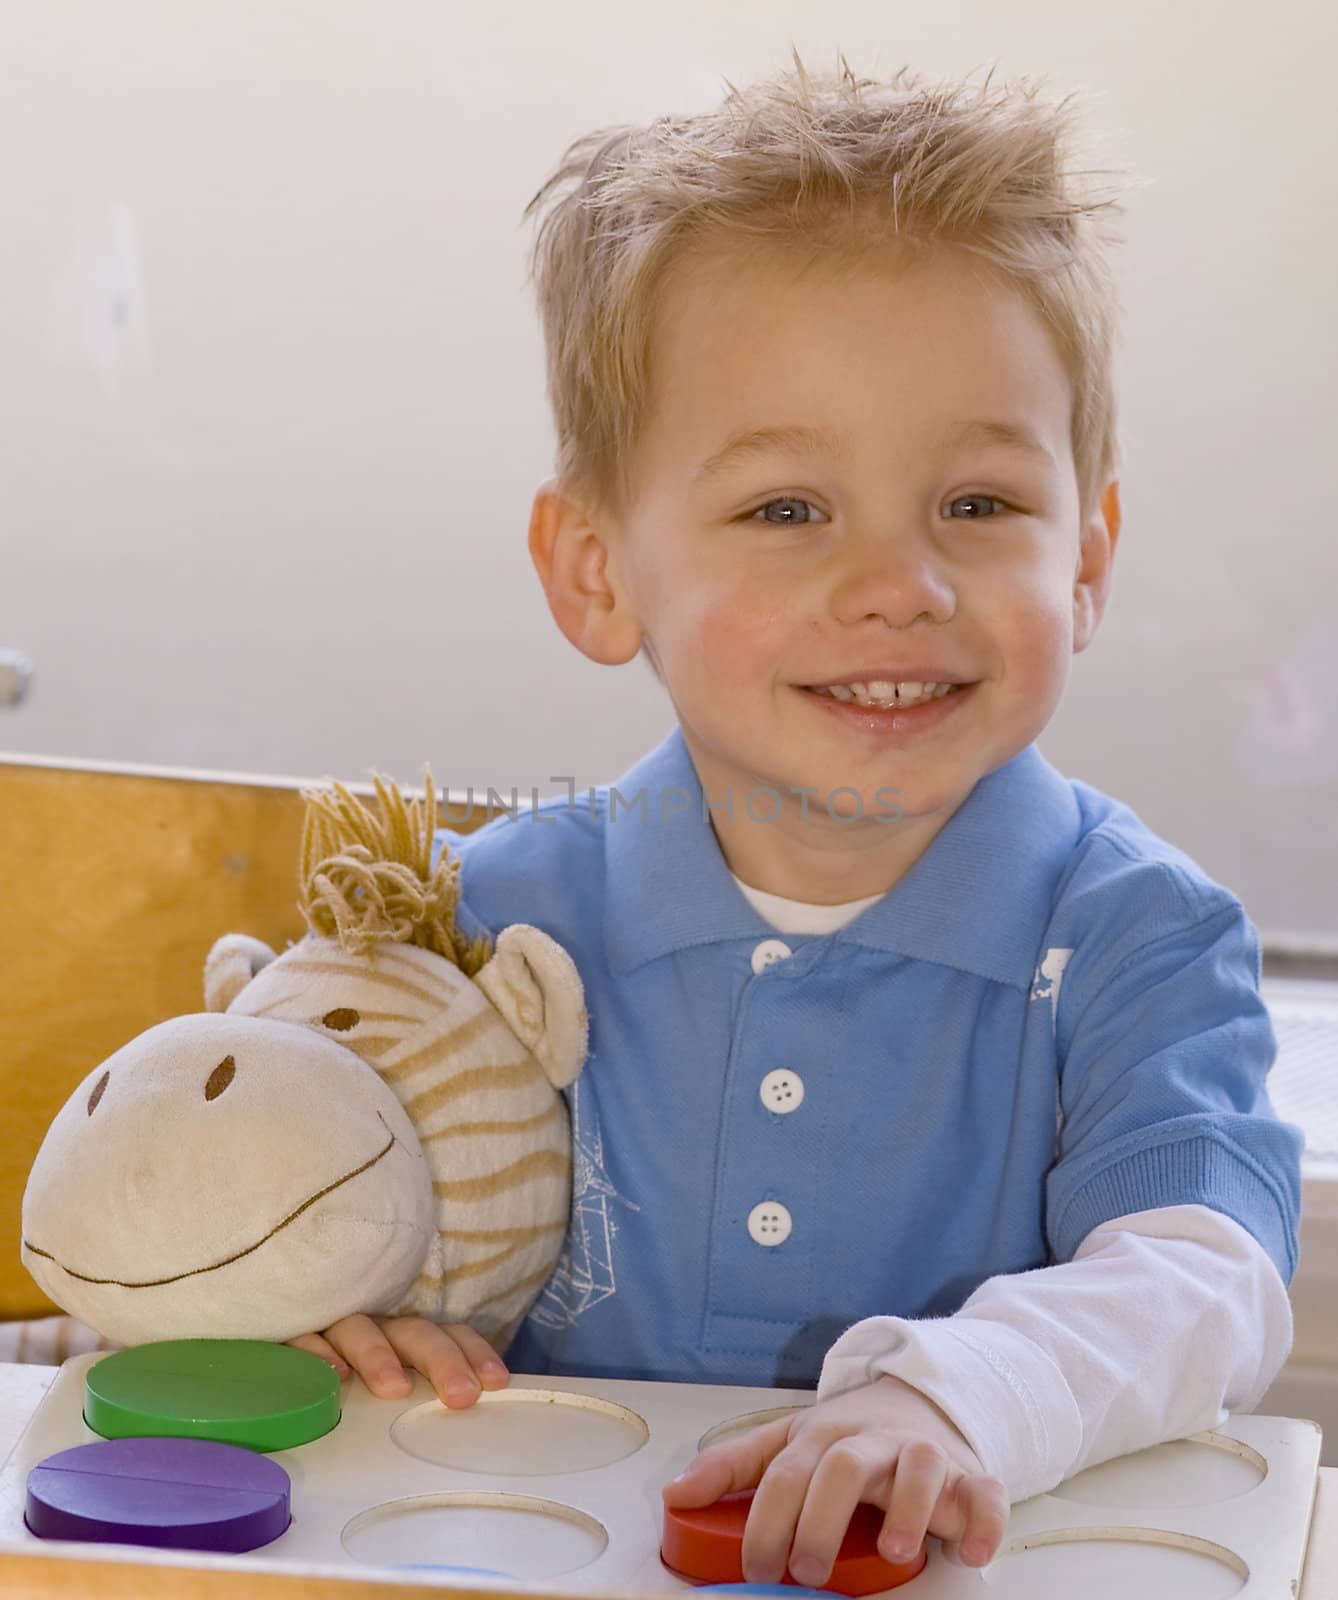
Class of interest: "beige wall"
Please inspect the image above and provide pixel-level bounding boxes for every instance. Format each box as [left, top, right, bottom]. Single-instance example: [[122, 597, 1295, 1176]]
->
[[1, 0, 1334, 938]]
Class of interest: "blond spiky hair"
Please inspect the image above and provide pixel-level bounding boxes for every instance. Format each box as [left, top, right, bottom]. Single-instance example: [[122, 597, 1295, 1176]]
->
[[522, 47, 1131, 529], [299, 771, 493, 977]]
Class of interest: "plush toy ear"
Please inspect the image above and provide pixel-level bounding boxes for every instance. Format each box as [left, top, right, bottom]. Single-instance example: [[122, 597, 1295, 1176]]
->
[[204, 934, 279, 1012], [474, 924, 588, 1090]]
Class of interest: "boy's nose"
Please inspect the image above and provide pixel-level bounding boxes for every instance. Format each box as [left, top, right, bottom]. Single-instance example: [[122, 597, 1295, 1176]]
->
[[826, 539, 956, 628]]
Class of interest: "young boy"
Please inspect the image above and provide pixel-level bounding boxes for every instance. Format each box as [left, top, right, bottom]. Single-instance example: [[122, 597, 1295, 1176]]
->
[[290, 53, 1303, 1585]]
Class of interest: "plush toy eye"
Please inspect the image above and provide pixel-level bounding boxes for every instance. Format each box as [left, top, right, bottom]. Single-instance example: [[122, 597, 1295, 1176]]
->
[[87, 1070, 110, 1116], [205, 1056, 236, 1101], [322, 1008, 360, 1032]]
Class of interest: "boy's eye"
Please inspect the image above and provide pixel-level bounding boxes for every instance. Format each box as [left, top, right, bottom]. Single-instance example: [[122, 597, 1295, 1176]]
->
[[747, 496, 826, 525], [946, 494, 1007, 518]]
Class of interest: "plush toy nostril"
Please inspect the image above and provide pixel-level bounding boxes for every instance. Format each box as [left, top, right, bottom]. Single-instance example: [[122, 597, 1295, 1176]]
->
[[205, 1056, 237, 1101], [86, 1070, 110, 1116]]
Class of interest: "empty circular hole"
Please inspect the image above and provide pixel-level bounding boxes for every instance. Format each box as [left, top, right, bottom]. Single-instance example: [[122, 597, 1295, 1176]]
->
[[1048, 1432, 1266, 1508], [697, 1404, 809, 1453], [390, 1389, 648, 1476], [981, 1525, 1246, 1597], [341, 1491, 607, 1578]]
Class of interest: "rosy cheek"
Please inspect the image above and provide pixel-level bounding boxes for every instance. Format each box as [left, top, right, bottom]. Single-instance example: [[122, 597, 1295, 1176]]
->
[[693, 589, 785, 676], [1000, 600, 1073, 691]]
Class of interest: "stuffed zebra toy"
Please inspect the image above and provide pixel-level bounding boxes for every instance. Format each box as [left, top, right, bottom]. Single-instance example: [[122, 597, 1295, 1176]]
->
[[16, 772, 586, 1359]]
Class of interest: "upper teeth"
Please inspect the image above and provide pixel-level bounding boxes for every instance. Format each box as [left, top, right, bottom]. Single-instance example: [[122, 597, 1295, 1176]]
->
[[814, 681, 958, 707]]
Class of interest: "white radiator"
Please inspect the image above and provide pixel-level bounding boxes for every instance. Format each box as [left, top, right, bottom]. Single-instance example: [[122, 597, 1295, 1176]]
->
[[1257, 975, 1338, 1465]]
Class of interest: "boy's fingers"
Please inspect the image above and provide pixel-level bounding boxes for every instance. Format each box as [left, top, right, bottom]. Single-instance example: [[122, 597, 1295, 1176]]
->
[[662, 1417, 792, 1507], [285, 1333, 350, 1379], [955, 1473, 1011, 1566], [877, 1441, 949, 1565], [740, 1437, 829, 1584], [323, 1315, 412, 1396], [441, 1322, 511, 1388], [786, 1435, 885, 1586], [381, 1319, 488, 1409]]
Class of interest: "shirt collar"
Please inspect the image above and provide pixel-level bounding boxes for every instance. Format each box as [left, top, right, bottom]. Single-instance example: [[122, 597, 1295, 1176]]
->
[[603, 723, 1082, 991]]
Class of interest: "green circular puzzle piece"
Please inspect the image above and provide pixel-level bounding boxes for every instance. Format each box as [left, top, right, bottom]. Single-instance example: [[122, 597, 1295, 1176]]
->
[[85, 1340, 341, 1453]]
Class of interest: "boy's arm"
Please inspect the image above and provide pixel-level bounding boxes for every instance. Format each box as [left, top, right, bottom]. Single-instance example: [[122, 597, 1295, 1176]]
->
[[821, 886, 1302, 1503], [664, 1204, 1287, 1577], [815, 1203, 1292, 1503]]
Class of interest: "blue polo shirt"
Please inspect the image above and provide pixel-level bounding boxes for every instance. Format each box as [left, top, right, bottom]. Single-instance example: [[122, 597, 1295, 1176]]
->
[[432, 725, 1303, 1390]]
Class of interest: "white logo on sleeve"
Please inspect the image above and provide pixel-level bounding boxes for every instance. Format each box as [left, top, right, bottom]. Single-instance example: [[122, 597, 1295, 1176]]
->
[[1032, 947, 1075, 1156], [1031, 947, 1073, 1024]]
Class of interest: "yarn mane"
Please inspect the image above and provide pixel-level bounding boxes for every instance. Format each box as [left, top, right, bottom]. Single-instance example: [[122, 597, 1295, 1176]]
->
[[299, 770, 493, 977]]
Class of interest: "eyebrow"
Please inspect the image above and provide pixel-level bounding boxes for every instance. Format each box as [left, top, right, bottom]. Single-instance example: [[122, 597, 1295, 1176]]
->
[[693, 418, 1056, 484]]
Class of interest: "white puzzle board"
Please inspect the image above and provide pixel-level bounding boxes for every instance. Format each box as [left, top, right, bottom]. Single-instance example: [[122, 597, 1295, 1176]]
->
[[0, 1354, 1323, 1597]]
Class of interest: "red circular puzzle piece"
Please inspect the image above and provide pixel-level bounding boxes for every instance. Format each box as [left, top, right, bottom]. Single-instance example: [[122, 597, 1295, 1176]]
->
[[662, 1492, 927, 1594]]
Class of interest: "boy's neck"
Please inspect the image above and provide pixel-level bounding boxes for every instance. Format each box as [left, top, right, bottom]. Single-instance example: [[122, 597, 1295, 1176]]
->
[[675, 723, 990, 906], [708, 803, 961, 906]]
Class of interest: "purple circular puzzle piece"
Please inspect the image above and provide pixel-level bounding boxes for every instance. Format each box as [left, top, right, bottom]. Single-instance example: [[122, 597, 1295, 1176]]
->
[[25, 1435, 290, 1553]]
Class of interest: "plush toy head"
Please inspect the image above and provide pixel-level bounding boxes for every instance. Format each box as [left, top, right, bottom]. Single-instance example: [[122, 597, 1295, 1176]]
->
[[21, 773, 587, 1351]]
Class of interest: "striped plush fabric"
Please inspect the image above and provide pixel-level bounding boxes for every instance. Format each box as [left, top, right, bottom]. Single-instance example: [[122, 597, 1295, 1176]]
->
[[221, 932, 583, 1346]]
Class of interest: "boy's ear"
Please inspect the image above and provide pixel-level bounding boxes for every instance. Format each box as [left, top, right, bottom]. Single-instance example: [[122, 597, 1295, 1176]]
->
[[1072, 479, 1122, 654], [527, 477, 644, 666], [1098, 480, 1122, 556]]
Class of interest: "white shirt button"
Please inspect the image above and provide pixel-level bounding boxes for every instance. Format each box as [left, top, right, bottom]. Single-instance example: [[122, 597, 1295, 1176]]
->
[[750, 938, 793, 974], [747, 1201, 793, 1246], [759, 1070, 805, 1114]]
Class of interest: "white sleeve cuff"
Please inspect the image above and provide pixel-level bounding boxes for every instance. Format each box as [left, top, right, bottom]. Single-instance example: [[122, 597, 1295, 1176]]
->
[[817, 1311, 1083, 1505]]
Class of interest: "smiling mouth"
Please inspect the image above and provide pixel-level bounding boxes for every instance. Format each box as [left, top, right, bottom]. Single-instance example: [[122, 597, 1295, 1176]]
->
[[22, 1114, 399, 1291]]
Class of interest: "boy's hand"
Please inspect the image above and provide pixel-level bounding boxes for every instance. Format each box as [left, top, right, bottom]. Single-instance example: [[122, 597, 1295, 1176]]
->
[[287, 1315, 510, 1408], [661, 1373, 1010, 1586]]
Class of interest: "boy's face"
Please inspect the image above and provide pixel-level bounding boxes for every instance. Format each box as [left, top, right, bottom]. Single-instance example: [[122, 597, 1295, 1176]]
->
[[549, 239, 1118, 888]]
